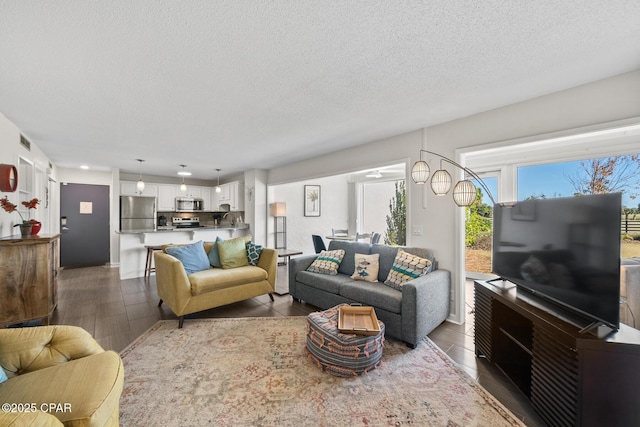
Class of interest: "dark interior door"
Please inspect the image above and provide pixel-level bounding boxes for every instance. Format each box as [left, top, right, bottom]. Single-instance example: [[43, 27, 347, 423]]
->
[[60, 183, 110, 267]]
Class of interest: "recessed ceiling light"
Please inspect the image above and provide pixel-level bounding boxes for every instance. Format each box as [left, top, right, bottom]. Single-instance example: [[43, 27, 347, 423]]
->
[[80, 165, 89, 170]]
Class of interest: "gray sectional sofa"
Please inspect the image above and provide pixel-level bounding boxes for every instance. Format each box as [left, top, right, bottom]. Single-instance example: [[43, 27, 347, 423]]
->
[[289, 240, 451, 347]]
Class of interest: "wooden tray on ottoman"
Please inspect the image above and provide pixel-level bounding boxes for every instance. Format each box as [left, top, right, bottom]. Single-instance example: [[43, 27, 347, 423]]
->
[[338, 305, 381, 336]]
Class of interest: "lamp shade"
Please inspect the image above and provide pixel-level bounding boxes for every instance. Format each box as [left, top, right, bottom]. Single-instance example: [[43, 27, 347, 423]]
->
[[270, 202, 286, 217], [453, 180, 477, 207], [411, 160, 430, 184], [136, 179, 145, 193], [431, 170, 452, 195]]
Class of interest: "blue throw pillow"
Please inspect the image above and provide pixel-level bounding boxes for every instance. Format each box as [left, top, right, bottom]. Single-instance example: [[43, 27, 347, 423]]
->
[[0, 367, 7, 384], [246, 241, 263, 266], [207, 236, 224, 268], [166, 240, 210, 275]]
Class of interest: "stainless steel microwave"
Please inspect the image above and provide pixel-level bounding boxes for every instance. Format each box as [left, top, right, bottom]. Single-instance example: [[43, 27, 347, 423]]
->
[[175, 197, 204, 212]]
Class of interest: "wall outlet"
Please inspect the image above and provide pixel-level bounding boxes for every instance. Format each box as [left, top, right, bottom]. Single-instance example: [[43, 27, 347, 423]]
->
[[412, 225, 422, 236]]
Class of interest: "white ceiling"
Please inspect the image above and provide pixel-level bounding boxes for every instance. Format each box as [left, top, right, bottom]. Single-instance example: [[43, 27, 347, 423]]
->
[[1, 1, 639, 181]]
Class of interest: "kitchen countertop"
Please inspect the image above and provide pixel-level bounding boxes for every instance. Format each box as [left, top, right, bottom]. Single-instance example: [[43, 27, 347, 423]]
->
[[117, 224, 249, 234]]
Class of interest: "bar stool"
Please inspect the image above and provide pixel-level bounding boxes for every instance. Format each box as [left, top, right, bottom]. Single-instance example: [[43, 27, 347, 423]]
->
[[144, 245, 165, 279]]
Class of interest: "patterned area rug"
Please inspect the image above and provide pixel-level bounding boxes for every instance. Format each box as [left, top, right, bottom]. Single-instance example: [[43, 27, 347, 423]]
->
[[120, 317, 524, 426]]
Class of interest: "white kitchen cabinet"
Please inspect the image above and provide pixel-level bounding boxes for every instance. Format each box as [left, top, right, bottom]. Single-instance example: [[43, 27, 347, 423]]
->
[[229, 181, 244, 211], [182, 186, 202, 198], [218, 183, 231, 202], [201, 187, 213, 211], [157, 185, 177, 211], [121, 181, 158, 197]]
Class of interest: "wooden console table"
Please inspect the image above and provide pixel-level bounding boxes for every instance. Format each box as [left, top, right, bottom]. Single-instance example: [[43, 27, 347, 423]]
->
[[474, 280, 640, 427], [0, 233, 60, 327]]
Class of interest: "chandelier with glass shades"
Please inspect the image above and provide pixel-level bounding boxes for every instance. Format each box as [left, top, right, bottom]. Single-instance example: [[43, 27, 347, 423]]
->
[[411, 150, 496, 207]]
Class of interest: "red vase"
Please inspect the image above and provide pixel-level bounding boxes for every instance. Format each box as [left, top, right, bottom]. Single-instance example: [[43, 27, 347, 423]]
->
[[30, 221, 42, 235]]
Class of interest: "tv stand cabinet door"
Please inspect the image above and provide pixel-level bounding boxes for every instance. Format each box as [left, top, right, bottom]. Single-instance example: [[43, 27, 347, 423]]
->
[[531, 326, 579, 427], [474, 284, 493, 360]]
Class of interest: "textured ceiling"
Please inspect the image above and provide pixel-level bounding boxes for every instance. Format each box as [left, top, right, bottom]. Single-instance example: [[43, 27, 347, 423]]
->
[[1, 1, 639, 181]]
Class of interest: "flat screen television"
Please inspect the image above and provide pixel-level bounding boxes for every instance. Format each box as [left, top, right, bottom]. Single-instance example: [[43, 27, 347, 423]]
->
[[492, 193, 621, 331]]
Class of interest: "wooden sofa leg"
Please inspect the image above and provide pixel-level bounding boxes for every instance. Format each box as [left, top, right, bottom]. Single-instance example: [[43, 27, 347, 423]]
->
[[158, 299, 163, 307], [269, 293, 275, 302], [405, 342, 416, 349], [178, 317, 184, 328]]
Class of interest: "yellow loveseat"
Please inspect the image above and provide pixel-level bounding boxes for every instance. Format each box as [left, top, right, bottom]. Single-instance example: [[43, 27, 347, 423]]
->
[[0, 325, 124, 427], [155, 241, 277, 328]]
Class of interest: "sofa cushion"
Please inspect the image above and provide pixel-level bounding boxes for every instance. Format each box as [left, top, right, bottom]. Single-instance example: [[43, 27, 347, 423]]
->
[[246, 241, 263, 266], [207, 237, 224, 267], [339, 280, 402, 314], [307, 249, 345, 275], [165, 240, 211, 275], [296, 270, 354, 294], [328, 240, 372, 275], [351, 253, 380, 282], [218, 237, 249, 269], [189, 266, 268, 295], [384, 249, 433, 290]]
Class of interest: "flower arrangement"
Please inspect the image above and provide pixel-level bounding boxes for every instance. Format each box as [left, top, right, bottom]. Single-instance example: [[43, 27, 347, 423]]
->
[[1, 196, 40, 226]]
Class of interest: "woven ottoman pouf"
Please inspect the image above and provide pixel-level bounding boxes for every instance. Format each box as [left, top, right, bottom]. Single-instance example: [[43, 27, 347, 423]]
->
[[306, 304, 385, 377]]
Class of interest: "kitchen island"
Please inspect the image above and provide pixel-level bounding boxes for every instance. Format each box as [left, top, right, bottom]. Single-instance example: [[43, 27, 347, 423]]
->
[[117, 224, 250, 279]]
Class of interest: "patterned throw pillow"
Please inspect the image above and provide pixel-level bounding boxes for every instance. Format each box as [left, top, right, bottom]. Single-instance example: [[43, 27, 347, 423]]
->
[[307, 249, 345, 275], [351, 253, 380, 282], [384, 249, 433, 290], [246, 241, 263, 266]]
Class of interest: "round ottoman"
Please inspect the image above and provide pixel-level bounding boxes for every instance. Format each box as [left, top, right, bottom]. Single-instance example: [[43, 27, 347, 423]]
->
[[306, 304, 385, 377]]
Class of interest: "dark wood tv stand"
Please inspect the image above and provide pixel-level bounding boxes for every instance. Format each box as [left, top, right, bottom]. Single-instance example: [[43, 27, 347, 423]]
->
[[474, 280, 640, 427]]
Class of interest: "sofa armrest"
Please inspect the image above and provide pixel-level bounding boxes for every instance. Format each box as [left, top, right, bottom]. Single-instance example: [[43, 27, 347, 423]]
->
[[155, 251, 193, 316], [0, 326, 104, 379], [401, 269, 451, 346], [288, 254, 318, 297], [256, 248, 277, 291]]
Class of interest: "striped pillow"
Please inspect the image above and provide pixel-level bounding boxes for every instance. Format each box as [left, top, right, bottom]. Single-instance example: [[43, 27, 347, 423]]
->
[[307, 249, 345, 275], [384, 249, 433, 289]]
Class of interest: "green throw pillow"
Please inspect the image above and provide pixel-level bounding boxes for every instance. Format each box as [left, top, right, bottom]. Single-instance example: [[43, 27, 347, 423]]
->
[[246, 241, 263, 266], [207, 236, 224, 268], [218, 237, 249, 269]]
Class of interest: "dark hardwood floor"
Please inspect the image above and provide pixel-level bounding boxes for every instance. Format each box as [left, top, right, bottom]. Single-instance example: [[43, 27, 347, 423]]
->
[[49, 264, 546, 426]]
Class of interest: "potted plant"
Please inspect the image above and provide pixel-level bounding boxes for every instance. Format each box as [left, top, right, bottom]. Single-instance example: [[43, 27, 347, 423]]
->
[[1, 196, 40, 237]]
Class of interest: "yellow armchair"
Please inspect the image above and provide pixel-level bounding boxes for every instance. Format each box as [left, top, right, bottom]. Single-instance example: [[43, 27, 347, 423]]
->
[[0, 326, 124, 427]]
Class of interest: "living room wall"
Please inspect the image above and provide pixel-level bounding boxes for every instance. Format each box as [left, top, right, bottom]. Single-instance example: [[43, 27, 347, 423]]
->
[[270, 174, 350, 254], [270, 69, 640, 323], [0, 112, 57, 238]]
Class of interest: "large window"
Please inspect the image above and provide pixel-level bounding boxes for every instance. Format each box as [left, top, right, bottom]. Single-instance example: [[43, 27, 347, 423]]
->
[[518, 155, 640, 258], [465, 175, 497, 277]]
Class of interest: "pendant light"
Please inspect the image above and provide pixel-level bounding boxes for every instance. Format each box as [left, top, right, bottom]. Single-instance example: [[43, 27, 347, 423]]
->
[[410, 149, 497, 206], [178, 165, 188, 192], [215, 168, 222, 194], [453, 180, 477, 207], [430, 160, 452, 195], [135, 159, 145, 194]]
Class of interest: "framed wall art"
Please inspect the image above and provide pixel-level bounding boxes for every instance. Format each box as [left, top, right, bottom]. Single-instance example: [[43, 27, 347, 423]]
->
[[304, 185, 321, 217]]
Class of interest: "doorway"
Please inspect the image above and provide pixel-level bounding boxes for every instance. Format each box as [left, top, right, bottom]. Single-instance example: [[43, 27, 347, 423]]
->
[[59, 183, 110, 267]]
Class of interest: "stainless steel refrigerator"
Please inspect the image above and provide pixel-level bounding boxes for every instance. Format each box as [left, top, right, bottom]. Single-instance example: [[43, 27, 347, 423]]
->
[[120, 196, 156, 231]]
